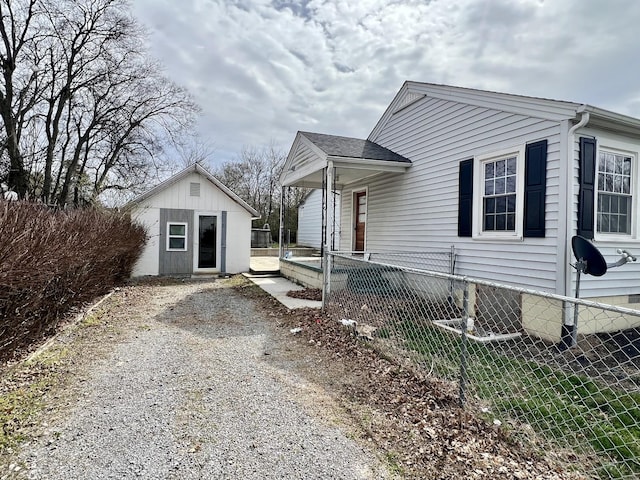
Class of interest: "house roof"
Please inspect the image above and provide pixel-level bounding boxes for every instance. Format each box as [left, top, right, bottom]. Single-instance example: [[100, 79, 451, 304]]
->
[[280, 131, 412, 187], [369, 81, 640, 141], [299, 131, 411, 163], [126, 163, 260, 218]]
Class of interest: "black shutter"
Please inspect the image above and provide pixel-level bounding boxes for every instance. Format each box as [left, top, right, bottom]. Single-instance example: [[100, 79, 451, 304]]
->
[[523, 140, 548, 237], [458, 159, 473, 237], [578, 137, 597, 239]]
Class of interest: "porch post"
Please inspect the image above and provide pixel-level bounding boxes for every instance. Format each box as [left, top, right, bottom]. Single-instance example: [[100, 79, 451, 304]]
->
[[278, 185, 285, 258], [325, 161, 335, 251]]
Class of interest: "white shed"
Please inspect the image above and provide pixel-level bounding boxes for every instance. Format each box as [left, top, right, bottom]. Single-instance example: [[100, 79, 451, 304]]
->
[[128, 164, 259, 276]]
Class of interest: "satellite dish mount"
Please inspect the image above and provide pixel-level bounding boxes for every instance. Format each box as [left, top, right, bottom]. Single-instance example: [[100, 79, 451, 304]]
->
[[562, 236, 636, 349]]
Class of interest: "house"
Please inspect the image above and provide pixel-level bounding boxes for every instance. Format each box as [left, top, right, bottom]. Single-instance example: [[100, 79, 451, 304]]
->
[[280, 81, 640, 339], [128, 163, 259, 276], [297, 188, 341, 250]]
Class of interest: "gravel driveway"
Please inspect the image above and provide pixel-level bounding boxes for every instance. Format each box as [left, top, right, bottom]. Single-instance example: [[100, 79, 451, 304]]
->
[[17, 280, 392, 479]]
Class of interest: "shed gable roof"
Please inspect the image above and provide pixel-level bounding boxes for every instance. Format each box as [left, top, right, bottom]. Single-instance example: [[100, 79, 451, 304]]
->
[[126, 163, 259, 218]]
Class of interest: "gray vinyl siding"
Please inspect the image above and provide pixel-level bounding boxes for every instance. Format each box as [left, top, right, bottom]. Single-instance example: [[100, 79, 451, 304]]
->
[[346, 95, 563, 292], [159, 208, 193, 275]]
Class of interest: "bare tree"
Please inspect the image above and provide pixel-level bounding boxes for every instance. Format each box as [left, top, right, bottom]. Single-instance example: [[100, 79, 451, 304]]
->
[[0, 0, 199, 203], [0, 0, 43, 197], [214, 143, 307, 240]]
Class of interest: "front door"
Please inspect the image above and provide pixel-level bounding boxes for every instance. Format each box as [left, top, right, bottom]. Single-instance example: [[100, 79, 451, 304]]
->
[[354, 191, 366, 251], [198, 215, 217, 268]]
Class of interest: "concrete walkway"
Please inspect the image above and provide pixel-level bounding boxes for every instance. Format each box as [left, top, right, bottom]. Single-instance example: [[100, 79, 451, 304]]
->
[[249, 256, 280, 274], [244, 274, 322, 309]]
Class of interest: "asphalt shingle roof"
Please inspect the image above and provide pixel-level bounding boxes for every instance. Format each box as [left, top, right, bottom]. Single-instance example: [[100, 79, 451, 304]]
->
[[300, 131, 411, 163]]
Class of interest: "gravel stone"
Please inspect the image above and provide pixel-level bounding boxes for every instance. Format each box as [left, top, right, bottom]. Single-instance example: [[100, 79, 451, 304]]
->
[[19, 281, 390, 479]]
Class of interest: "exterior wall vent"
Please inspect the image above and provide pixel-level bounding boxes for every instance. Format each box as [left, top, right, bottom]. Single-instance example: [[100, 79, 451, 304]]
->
[[190, 182, 200, 197]]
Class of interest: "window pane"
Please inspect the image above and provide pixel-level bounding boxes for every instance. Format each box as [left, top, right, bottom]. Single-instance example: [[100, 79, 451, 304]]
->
[[605, 174, 613, 192], [496, 196, 506, 213], [496, 160, 505, 176], [484, 214, 495, 231], [495, 177, 505, 194], [614, 175, 622, 193], [598, 153, 606, 172], [485, 197, 496, 214], [606, 153, 615, 173], [506, 157, 516, 174], [615, 157, 623, 174], [620, 197, 629, 214], [169, 224, 185, 236], [506, 213, 515, 230], [485, 163, 494, 178], [600, 213, 610, 232], [506, 175, 516, 193], [507, 195, 516, 213], [623, 177, 630, 194], [621, 213, 630, 233], [169, 237, 185, 249], [623, 158, 632, 175], [485, 180, 494, 195], [496, 214, 506, 230], [610, 215, 619, 233]]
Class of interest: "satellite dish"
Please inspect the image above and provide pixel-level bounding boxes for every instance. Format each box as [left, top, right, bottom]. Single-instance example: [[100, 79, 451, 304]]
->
[[571, 235, 607, 277]]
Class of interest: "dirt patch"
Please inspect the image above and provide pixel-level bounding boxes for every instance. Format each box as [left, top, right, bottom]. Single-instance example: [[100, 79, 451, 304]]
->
[[286, 288, 322, 301]]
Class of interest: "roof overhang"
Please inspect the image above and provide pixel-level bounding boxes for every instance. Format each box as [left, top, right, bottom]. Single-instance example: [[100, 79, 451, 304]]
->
[[281, 132, 411, 188], [126, 163, 260, 218]]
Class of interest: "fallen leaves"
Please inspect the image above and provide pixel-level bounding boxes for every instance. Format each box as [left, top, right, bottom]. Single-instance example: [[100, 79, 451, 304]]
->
[[238, 281, 587, 480]]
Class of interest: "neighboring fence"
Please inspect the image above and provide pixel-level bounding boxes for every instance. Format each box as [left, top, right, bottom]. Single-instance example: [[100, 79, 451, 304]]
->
[[325, 252, 640, 480]]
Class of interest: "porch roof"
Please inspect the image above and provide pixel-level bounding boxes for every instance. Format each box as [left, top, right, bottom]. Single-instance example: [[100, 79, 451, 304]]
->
[[280, 131, 411, 188]]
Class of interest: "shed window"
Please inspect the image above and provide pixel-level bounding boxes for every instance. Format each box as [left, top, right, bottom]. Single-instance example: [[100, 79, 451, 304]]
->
[[167, 222, 188, 251], [597, 150, 633, 235]]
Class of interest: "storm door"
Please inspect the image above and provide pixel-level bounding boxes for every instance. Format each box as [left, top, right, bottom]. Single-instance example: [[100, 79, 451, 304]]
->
[[198, 215, 217, 268]]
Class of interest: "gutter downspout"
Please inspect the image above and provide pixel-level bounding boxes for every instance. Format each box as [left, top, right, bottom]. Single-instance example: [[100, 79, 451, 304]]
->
[[562, 109, 590, 344]]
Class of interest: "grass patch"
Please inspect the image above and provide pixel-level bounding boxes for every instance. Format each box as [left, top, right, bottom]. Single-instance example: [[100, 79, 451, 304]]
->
[[0, 354, 64, 450], [391, 319, 640, 478]]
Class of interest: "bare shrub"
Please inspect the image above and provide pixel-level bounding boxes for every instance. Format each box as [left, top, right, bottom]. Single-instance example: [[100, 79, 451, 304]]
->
[[0, 200, 146, 360]]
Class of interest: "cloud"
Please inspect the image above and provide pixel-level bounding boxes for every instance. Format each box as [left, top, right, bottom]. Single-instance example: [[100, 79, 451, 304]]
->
[[132, 0, 640, 165]]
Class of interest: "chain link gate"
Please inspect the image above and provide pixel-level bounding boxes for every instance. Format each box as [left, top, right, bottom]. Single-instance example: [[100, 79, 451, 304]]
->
[[324, 252, 640, 479]]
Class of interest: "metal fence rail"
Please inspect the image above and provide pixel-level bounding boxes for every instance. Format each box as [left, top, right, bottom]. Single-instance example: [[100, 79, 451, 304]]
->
[[325, 252, 640, 479]]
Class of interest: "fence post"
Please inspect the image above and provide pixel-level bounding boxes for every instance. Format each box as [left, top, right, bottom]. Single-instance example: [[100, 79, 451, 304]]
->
[[459, 279, 470, 408], [322, 247, 330, 310]]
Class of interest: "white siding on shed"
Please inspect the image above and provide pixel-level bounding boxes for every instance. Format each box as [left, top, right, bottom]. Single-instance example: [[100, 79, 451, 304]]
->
[[130, 171, 253, 275]]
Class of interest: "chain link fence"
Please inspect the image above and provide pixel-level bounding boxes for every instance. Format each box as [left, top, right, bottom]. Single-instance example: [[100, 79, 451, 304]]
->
[[324, 252, 640, 479]]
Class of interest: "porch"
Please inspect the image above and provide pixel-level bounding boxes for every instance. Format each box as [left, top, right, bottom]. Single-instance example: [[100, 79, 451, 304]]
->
[[278, 131, 412, 288]]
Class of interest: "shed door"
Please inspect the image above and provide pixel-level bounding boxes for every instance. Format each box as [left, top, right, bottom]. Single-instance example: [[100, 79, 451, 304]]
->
[[198, 215, 217, 268], [354, 191, 366, 251]]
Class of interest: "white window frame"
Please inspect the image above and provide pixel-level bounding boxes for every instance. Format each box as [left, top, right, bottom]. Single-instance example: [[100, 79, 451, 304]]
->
[[594, 138, 639, 242], [166, 222, 188, 251], [472, 145, 526, 240]]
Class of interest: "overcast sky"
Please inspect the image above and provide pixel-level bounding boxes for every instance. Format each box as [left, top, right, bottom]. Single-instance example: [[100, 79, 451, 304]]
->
[[132, 0, 640, 166]]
